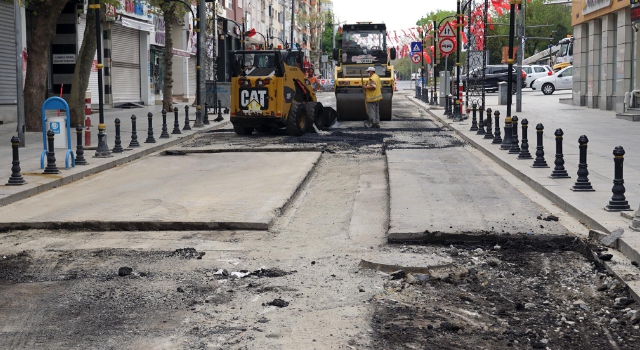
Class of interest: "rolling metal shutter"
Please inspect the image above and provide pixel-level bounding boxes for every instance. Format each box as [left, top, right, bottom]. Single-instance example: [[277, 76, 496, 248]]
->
[[77, 18, 99, 101], [188, 55, 197, 98], [0, 3, 17, 105], [111, 24, 141, 103]]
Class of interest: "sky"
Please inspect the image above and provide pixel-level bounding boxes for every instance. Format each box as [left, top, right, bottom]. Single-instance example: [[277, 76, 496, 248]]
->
[[331, 1, 454, 32]]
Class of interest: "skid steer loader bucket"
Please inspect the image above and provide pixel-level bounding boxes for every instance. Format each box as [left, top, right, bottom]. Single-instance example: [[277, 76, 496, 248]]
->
[[322, 107, 339, 128]]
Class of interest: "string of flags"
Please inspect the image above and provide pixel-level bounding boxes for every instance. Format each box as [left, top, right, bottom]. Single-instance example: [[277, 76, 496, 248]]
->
[[376, 0, 530, 59]]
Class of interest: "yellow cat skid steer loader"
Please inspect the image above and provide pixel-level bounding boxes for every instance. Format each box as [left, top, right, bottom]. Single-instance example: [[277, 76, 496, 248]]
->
[[229, 49, 338, 136]]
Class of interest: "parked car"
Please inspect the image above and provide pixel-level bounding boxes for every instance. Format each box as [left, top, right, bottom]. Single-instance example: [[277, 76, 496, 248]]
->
[[532, 66, 573, 95], [522, 64, 553, 88], [460, 65, 526, 94]]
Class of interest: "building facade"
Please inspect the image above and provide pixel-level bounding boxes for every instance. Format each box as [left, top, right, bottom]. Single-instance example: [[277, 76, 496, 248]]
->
[[571, 0, 638, 114]]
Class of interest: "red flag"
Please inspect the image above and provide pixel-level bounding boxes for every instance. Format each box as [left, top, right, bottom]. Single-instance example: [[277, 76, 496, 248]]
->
[[246, 28, 257, 37]]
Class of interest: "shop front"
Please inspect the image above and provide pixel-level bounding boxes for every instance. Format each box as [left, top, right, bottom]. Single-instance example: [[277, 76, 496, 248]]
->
[[572, 0, 636, 113], [150, 14, 166, 105]]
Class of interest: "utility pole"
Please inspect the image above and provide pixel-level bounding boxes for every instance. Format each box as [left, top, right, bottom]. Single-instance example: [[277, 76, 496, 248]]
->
[[14, 0, 25, 147], [516, 0, 524, 112], [195, 0, 205, 127], [92, 0, 111, 158], [290, 0, 294, 48]]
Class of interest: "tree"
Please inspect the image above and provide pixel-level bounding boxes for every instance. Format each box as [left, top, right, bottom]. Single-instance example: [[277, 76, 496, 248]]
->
[[160, 2, 178, 112], [23, 0, 69, 131], [485, 0, 571, 64], [320, 11, 331, 53], [67, 1, 115, 128]]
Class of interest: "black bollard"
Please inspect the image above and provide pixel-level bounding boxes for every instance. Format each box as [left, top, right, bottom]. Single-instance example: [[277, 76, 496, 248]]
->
[[75, 125, 88, 165], [550, 128, 570, 179], [492, 110, 503, 144], [112, 118, 124, 153], [160, 109, 170, 138], [214, 99, 224, 122], [483, 108, 494, 139], [509, 116, 520, 154], [532, 123, 549, 168], [605, 146, 633, 211], [443, 94, 450, 115], [129, 115, 140, 148], [203, 102, 210, 125], [470, 103, 478, 131], [518, 119, 532, 159], [476, 105, 486, 135], [194, 105, 204, 128], [43, 130, 60, 174], [145, 112, 156, 143], [501, 115, 512, 150], [6, 136, 26, 185], [183, 105, 192, 131], [571, 135, 594, 191], [172, 107, 182, 134]]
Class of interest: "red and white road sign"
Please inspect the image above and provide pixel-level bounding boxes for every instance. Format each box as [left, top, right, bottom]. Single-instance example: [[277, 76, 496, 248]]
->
[[411, 52, 421, 64], [439, 38, 456, 55], [439, 22, 455, 38]]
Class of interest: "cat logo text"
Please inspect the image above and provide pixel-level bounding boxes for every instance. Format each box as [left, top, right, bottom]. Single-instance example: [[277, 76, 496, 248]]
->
[[239, 88, 269, 111]]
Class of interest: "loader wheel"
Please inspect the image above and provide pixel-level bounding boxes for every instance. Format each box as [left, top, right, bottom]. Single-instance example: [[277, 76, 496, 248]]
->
[[286, 102, 308, 136], [306, 102, 324, 132], [233, 123, 254, 136]]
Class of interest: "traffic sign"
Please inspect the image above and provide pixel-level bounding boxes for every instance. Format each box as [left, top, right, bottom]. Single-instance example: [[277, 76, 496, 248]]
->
[[439, 22, 455, 38], [410, 41, 422, 54], [411, 53, 421, 64], [439, 38, 455, 55]]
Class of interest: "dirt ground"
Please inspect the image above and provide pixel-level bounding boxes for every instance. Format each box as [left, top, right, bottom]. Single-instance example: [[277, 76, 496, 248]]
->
[[1, 93, 638, 349], [371, 239, 640, 350]]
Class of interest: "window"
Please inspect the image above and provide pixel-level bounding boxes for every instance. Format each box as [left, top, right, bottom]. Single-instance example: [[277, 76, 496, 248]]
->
[[562, 67, 573, 77], [523, 67, 532, 74], [534, 67, 546, 73], [225, 0, 232, 8]]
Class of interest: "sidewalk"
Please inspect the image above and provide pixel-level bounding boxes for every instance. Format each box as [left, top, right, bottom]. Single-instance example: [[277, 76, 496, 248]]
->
[[415, 90, 640, 265], [0, 104, 230, 207]]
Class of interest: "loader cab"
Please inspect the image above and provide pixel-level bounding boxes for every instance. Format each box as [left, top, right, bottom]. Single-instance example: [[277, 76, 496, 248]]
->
[[281, 49, 305, 70], [230, 51, 285, 77]]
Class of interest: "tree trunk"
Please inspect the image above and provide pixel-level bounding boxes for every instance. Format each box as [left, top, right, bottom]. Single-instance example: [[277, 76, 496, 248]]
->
[[68, 8, 98, 128], [162, 4, 177, 112], [24, 0, 69, 132]]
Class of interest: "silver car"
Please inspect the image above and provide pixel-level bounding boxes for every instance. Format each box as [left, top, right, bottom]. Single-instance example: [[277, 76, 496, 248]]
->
[[522, 64, 553, 88], [532, 66, 573, 95]]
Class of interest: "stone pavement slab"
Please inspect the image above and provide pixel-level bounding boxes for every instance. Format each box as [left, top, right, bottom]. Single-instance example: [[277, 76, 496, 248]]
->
[[414, 90, 640, 263], [386, 148, 570, 242], [0, 104, 230, 208], [0, 152, 321, 231]]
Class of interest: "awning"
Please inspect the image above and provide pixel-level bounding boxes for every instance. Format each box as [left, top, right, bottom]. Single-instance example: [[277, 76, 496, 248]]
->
[[120, 16, 154, 32]]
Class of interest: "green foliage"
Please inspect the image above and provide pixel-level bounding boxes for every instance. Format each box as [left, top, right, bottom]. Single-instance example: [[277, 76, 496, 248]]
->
[[485, 0, 572, 64], [320, 10, 340, 54], [417, 9, 457, 28]]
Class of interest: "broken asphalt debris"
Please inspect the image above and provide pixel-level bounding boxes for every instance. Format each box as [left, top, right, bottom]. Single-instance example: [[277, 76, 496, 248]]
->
[[170, 248, 205, 259], [118, 267, 133, 277], [264, 299, 289, 308]]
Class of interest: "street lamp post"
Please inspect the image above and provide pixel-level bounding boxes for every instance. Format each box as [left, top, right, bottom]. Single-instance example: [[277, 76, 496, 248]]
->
[[165, 0, 202, 127], [433, 15, 456, 108], [506, 0, 521, 132], [454, 0, 476, 121], [454, 0, 461, 120], [90, 0, 111, 158]]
